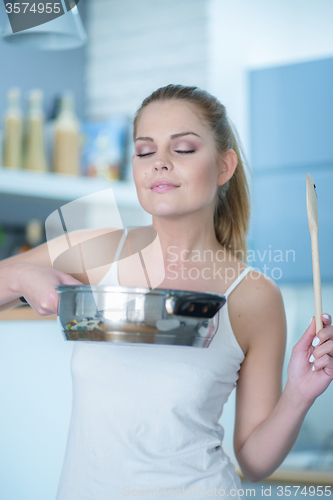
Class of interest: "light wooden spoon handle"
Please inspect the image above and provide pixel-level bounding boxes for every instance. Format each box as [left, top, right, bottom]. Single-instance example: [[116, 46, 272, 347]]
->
[[306, 174, 323, 333], [310, 230, 323, 333]]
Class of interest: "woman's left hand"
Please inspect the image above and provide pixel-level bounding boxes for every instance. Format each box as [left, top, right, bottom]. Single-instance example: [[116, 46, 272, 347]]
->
[[287, 313, 333, 404]]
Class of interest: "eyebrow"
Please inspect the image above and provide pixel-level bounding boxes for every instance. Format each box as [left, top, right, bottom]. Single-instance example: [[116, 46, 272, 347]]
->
[[135, 132, 201, 142]]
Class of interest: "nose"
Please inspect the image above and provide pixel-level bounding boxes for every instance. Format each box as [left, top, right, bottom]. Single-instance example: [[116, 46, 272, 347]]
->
[[153, 150, 173, 172], [154, 162, 169, 171]]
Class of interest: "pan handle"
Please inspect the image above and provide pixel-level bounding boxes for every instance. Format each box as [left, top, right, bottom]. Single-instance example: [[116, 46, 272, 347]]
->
[[165, 293, 226, 319]]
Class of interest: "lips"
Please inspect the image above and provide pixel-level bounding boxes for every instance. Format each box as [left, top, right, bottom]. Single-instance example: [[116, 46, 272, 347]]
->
[[150, 179, 179, 189], [150, 179, 180, 193]]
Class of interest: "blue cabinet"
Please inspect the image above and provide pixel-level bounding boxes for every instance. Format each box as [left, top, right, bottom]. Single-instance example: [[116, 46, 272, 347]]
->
[[248, 58, 333, 283], [248, 168, 333, 282], [249, 57, 333, 171]]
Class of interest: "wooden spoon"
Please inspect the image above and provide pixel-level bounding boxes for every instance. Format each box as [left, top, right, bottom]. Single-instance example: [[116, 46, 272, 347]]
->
[[306, 174, 323, 333]]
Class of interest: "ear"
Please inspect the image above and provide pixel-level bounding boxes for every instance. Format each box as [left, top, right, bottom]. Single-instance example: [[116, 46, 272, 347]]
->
[[217, 149, 238, 186]]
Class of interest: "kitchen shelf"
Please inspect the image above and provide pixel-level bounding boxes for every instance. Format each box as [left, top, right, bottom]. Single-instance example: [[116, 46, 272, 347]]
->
[[0, 166, 152, 229], [0, 166, 139, 206]]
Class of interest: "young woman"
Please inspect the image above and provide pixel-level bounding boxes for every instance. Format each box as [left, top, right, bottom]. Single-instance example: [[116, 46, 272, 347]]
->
[[0, 85, 332, 499]]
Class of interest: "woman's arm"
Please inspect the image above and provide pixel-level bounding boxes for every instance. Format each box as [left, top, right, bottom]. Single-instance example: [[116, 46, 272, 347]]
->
[[229, 273, 333, 482], [0, 240, 58, 310], [0, 263, 26, 310], [0, 226, 120, 312]]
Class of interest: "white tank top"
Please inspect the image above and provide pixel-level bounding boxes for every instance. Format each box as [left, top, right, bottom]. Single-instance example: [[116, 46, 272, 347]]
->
[[56, 229, 252, 500]]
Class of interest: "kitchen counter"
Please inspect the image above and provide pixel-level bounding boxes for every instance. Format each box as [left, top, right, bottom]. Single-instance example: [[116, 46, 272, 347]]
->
[[0, 305, 57, 321], [236, 467, 333, 486]]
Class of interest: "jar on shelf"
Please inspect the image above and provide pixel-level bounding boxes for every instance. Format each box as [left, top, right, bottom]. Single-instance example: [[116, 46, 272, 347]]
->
[[23, 89, 48, 172], [3, 87, 23, 170], [53, 92, 80, 176]]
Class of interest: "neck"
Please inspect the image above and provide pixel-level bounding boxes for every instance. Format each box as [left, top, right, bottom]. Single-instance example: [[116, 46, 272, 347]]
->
[[151, 210, 222, 264]]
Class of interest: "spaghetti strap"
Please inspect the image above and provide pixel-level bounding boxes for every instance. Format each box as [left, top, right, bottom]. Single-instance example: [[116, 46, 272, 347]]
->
[[113, 226, 129, 264], [224, 266, 253, 299], [97, 226, 128, 286]]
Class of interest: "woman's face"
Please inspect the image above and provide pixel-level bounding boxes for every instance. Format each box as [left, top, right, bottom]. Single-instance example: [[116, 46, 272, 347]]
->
[[132, 100, 225, 219]]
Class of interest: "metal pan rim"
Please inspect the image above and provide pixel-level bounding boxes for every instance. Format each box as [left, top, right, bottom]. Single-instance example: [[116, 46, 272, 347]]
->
[[55, 284, 225, 300]]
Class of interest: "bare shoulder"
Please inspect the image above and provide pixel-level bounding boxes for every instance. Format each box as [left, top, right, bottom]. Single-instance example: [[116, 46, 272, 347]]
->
[[228, 268, 286, 356], [234, 268, 284, 311]]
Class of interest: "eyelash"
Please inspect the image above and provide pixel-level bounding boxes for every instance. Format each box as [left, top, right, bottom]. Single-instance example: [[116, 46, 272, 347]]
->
[[136, 150, 195, 157]]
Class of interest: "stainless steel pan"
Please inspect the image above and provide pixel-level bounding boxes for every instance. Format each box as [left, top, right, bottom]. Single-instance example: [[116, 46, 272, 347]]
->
[[56, 285, 226, 347]]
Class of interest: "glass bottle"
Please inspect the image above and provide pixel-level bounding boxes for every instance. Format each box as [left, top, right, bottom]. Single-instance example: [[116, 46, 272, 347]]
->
[[3, 87, 23, 169], [24, 89, 48, 172], [53, 92, 80, 176]]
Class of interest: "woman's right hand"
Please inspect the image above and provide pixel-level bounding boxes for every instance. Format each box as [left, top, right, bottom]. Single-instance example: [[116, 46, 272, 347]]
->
[[16, 262, 83, 316]]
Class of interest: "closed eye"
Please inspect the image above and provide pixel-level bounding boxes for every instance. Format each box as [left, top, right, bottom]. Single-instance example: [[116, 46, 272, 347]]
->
[[136, 150, 195, 158], [175, 150, 195, 154]]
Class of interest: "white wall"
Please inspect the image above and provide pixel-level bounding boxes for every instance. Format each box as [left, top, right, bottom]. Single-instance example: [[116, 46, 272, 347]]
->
[[86, 0, 209, 118], [208, 0, 333, 157]]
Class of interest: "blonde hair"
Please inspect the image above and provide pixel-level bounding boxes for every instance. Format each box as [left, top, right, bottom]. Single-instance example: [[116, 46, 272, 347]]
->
[[133, 84, 251, 259]]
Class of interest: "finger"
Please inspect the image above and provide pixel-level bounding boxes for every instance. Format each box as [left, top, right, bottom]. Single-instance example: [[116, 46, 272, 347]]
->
[[313, 353, 333, 377], [294, 317, 316, 351], [313, 339, 333, 360], [314, 325, 333, 347], [322, 313, 332, 326]]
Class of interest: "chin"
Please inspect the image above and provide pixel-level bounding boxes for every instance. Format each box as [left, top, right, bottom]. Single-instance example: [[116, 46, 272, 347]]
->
[[138, 199, 182, 218], [148, 207, 180, 218]]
